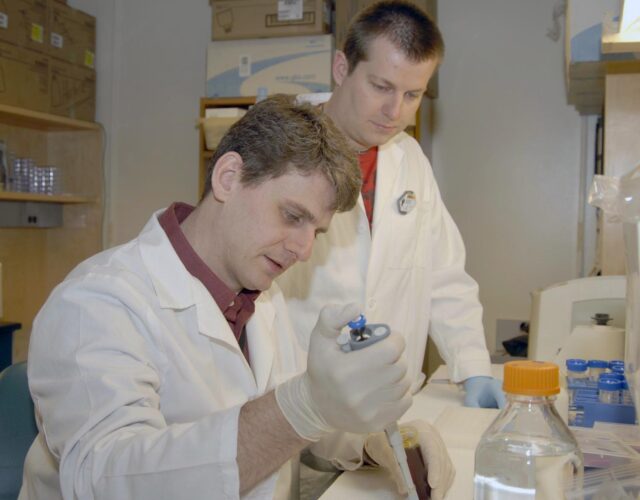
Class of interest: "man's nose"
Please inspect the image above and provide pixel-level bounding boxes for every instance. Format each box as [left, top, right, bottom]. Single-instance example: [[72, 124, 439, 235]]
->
[[288, 227, 315, 263], [383, 93, 403, 120]]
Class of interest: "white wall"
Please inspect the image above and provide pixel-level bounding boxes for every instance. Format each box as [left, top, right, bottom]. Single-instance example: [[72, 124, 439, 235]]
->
[[71, 0, 210, 246], [433, 0, 584, 351]]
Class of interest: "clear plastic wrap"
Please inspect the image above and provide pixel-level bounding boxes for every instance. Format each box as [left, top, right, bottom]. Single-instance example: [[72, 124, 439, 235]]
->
[[565, 462, 640, 499], [588, 164, 640, 432], [589, 166, 640, 223]]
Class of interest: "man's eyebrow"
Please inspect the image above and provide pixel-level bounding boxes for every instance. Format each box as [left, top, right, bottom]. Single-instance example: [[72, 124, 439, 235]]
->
[[371, 75, 425, 94], [286, 201, 330, 233], [286, 201, 317, 223]]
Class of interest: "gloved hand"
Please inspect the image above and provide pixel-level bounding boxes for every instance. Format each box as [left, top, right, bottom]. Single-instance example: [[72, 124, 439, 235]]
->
[[275, 303, 412, 441], [463, 376, 506, 408], [364, 419, 455, 500]]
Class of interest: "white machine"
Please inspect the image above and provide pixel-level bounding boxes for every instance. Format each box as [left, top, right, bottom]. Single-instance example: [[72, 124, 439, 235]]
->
[[528, 275, 626, 366]]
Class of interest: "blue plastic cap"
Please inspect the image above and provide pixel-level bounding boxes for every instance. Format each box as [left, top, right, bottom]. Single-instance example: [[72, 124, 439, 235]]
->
[[598, 378, 622, 391], [609, 360, 625, 368], [566, 359, 588, 371], [610, 365, 625, 374], [348, 314, 366, 330], [599, 372, 624, 381], [588, 359, 609, 368]]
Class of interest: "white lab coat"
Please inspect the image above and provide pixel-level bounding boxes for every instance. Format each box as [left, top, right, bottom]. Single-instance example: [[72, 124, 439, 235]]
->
[[19, 211, 305, 500], [277, 131, 492, 390]]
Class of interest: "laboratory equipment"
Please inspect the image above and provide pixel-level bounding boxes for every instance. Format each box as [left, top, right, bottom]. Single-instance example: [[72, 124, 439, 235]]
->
[[528, 276, 626, 365], [337, 314, 390, 352], [341, 315, 419, 500], [589, 166, 640, 413], [473, 360, 583, 499], [599, 378, 622, 404], [588, 359, 608, 382], [400, 426, 431, 500]]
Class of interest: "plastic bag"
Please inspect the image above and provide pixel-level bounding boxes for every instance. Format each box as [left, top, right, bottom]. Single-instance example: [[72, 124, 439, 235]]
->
[[589, 165, 640, 222]]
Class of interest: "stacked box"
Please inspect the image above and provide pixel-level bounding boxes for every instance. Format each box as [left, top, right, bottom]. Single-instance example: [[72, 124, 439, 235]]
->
[[0, 0, 96, 120], [0, 40, 49, 112], [206, 34, 333, 97], [49, 58, 95, 121], [211, 0, 330, 40], [0, 0, 47, 52], [48, 1, 95, 68]]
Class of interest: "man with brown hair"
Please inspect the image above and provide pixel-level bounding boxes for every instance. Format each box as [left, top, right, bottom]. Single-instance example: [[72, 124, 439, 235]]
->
[[20, 95, 413, 499]]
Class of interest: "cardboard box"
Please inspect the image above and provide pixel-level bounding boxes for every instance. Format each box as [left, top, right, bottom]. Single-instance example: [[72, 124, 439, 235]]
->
[[211, 0, 330, 40], [206, 34, 333, 97], [0, 40, 49, 112], [49, 58, 96, 121], [48, 2, 96, 68], [0, 0, 47, 52], [334, 0, 439, 98]]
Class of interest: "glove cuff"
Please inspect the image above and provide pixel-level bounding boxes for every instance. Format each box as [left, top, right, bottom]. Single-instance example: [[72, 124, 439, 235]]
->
[[275, 373, 334, 442]]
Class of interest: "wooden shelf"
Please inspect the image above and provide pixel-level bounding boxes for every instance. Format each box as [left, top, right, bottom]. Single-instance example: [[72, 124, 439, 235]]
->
[[602, 32, 640, 54], [0, 192, 94, 203], [0, 103, 104, 363], [0, 103, 101, 131], [199, 97, 257, 196]]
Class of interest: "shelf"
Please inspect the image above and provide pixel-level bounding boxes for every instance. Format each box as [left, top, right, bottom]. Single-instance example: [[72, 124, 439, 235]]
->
[[201, 97, 256, 108], [0, 103, 101, 131], [602, 32, 640, 54], [0, 192, 94, 203]]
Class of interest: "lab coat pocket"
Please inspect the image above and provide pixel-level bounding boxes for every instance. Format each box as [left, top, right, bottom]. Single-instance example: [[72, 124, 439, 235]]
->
[[386, 201, 426, 269]]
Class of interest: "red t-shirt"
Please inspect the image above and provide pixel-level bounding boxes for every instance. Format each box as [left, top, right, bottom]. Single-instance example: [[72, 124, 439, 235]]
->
[[359, 147, 379, 228]]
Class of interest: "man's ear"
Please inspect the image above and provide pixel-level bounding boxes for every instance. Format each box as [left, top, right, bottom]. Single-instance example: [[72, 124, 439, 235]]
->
[[333, 50, 350, 87], [210, 152, 243, 202]]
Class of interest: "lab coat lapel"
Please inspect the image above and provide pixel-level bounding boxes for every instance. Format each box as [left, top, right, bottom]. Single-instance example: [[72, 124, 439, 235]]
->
[[245, 296, 276, 393], [138, 211, 256, 384], [373, 140, 405, 230]]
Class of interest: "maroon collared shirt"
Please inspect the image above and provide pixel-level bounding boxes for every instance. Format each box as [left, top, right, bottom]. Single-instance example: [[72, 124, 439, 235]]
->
[[158, 202, 258, 362]]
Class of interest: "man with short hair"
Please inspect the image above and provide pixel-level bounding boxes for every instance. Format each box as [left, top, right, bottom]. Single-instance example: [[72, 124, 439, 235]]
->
[[19, 95, 413, 500], [278, 2, 503, 496]]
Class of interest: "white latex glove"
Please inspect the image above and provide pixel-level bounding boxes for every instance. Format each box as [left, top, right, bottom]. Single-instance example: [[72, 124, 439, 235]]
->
[[276, 303, 412, 441], [364, 420, 455, 500]]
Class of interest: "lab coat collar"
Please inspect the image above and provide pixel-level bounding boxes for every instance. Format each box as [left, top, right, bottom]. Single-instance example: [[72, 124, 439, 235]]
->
[[138, 211, 277, 389], [138, 211, 194, 310], [138, 212, 245, 348]]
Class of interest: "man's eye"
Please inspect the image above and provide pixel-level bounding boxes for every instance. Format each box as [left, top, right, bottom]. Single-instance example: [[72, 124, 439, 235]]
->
[[406, 92, 421, 100], [373, 83, 389, 92], [284, 211, 302, 224]]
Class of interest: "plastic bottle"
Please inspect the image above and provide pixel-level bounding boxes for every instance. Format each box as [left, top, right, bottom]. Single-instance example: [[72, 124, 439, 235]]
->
[[474, 360, 584, 499], [587, 359, 608, 382], [598, 377, 622, 404], [565, 359, 588, 407]]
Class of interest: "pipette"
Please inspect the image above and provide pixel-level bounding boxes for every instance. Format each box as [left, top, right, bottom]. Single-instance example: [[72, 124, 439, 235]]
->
[[341, 315, 419, 500], [385, 422, 419, 500]]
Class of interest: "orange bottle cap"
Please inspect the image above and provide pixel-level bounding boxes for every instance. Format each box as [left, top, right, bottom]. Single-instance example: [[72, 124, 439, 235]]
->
[[503, 360, 560, 396]]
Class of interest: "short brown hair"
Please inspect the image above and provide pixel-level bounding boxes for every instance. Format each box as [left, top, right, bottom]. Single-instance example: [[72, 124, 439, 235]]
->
[[344, 0, 444, 73], [203, 94, 360, 212]]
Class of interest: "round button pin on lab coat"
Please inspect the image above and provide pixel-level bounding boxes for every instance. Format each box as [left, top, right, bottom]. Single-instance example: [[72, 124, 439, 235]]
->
[[397, 190, 416, 215]]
